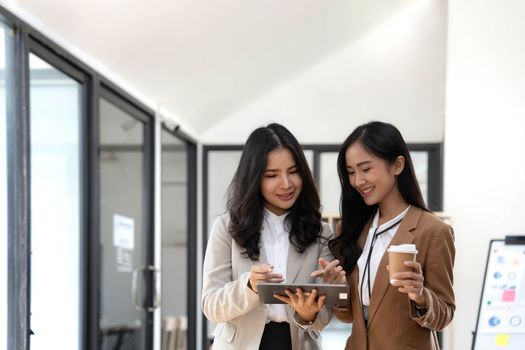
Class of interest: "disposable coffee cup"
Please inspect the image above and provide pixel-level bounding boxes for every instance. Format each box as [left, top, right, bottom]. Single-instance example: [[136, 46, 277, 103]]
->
[[387, 244, 418, 284]]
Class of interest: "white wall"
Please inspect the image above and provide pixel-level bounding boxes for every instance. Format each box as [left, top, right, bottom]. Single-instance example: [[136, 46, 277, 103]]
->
[[201, 0, 446, 144], [445, 1, 525, 349]]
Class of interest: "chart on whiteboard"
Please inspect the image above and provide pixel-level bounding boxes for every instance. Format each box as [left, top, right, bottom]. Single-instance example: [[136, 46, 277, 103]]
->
[[480, 243, 525, 334]]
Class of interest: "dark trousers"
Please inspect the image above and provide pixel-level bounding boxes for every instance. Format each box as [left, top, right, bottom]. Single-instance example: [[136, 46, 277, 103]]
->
[[258, 321, 292, 350]]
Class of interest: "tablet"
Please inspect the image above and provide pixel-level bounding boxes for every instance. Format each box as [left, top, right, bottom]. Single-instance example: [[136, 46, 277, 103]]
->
[[257, 283, 349, 305]]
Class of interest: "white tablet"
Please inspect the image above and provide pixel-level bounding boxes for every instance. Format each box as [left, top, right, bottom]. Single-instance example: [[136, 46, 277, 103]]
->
[[257, 283, 349, 305]]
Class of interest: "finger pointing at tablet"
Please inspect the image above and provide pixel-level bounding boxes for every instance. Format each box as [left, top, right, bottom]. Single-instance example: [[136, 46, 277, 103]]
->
[[248, 264, 284, 293], [310, 258, 347, 283]]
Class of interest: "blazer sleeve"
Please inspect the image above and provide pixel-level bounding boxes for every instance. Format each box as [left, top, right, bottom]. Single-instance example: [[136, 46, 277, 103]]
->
[[409, 222, 455, 331], [201, 215, 260, 323]]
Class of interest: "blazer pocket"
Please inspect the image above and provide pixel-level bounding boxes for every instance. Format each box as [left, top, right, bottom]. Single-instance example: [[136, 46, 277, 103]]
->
[[213, 322, 237, 343]]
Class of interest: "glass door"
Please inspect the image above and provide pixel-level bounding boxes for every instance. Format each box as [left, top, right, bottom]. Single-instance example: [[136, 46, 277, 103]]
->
[[98, 92, 154, 349], [28, 52, 84, 349]]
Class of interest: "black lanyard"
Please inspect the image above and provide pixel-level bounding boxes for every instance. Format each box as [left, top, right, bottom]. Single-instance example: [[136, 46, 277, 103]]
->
[[360, 217, 404, 309]]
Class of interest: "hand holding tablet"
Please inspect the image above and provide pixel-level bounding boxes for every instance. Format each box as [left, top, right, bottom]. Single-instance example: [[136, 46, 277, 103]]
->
[[257, 283, 349, 305]]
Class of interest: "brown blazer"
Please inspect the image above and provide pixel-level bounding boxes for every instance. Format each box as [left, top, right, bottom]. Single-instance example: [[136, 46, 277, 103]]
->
[[333, 206, 455, 350]]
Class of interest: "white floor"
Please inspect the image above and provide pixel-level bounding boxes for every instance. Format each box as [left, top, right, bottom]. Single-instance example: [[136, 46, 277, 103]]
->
[[321, 318, 351, 349]]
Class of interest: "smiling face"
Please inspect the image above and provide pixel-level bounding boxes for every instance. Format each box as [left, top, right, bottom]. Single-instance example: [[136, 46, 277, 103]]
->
[[345, 141, 404, 208], [260, 148, 303, 215]]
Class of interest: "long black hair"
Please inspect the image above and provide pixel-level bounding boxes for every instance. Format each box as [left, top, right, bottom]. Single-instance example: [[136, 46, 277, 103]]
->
[[227, 123, 322, 261], [329, 121, 427, 272]]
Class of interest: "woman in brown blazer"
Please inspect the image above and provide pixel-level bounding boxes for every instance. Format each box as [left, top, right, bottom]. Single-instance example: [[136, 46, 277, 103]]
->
[[316, 121, 455, 349]]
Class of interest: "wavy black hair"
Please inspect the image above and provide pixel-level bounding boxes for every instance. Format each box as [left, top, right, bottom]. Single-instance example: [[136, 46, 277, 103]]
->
[[227, 123, 322, 261], [329, 121, 428, 272]]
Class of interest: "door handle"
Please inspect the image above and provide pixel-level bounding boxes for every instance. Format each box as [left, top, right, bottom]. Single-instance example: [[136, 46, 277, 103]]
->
[[150, 265, 161, 312], [132, 265, 161, 311], [131, 266, 146, 311]]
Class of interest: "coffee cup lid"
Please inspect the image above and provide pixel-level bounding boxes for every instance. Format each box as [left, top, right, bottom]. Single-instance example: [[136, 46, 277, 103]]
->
[[387, 244, 417, 253]]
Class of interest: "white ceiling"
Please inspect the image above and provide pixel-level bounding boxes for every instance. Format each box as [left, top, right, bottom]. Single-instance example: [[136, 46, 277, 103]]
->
[[9, 0, 414, 138]]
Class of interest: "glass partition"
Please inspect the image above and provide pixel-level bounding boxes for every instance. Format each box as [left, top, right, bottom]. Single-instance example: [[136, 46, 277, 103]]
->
[[0, 23, 9, 350], [29, 53, 82, 349], [160, 129, 188, 349]]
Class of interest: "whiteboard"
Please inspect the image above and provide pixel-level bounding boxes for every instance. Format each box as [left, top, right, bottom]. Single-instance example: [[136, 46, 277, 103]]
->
[[472, 239, 525, 349]]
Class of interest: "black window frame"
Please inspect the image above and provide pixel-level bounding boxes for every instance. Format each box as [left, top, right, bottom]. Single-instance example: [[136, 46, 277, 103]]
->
[[1, 4, 199, 350]]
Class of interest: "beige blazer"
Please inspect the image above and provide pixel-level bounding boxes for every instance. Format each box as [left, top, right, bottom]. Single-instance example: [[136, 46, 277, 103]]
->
[[201, 214, 335, 350], [333, 206, 455, 350]]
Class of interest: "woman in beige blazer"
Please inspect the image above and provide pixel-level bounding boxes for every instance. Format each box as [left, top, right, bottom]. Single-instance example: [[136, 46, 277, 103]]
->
[[202, 124, 340, 350], [318, 121, 455, 349]]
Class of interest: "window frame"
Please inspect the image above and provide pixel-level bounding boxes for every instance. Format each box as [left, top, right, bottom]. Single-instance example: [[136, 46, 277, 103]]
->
[[0, 5, 199, 350]]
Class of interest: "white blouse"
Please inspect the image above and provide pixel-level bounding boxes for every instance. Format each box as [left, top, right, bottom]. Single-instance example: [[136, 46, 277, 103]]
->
[[357, 206, 410, 308], [261, 208, 290, 323]]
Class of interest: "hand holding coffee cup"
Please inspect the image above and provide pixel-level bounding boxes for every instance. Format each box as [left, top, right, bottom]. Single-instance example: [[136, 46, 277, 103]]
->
[[387, 244, 418, 283], [388, 244, 426, 305]]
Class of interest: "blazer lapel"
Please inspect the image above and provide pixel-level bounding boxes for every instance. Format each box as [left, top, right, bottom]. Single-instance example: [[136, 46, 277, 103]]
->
[[231, 233, 271, 285], [367, 207, 422, 327], [286, 244, 309, 282]]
